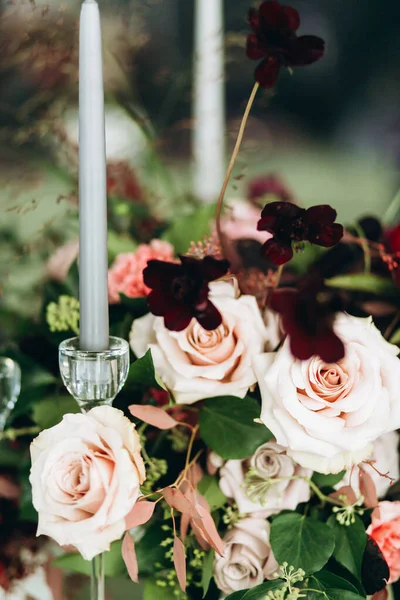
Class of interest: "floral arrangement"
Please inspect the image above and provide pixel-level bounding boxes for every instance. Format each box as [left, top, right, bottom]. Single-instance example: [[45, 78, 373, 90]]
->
[[3, 2, 400, 600]]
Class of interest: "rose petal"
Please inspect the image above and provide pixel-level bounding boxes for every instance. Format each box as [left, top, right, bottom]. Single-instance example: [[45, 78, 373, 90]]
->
[[331, 485, 358, 506], [128, 405, 178, 430], [122, 532, 139, 583], [282, 5, 300, 30], [289, 35, 325, 66], [0, 475, 19, 500], [125, 500, 156, 529]]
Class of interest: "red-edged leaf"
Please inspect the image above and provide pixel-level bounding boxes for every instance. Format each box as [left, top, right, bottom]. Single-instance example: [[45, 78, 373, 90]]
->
[[125, 500, 156, 529], [330, 485, 357, 505], [173, 535, 186, 592], [162, 487, 200, 518], [372, 589, 388, 600], [0, 476, 19, 500], [195, 502, 224, 556], [359, 467, 378, 509], [180, 513, 190, 542], [187, 463, 203, 487], [122, 532, 139, 583], [128, 404, 178, 430]]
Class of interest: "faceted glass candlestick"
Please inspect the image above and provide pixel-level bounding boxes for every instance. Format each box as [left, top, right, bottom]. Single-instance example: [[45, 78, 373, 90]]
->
[[0, 358, 21, 432], [59, 336, 130, 413]]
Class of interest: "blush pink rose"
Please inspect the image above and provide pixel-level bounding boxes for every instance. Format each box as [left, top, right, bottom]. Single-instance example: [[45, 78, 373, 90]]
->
[[130, 280, 277, 404], [108, 240, 175, 303], [218, 441, 311, 517], [46, 239, 79, 282], [367, 501, 400, 583], [255, 314, 400, 474], [30, 406, 145, 560]]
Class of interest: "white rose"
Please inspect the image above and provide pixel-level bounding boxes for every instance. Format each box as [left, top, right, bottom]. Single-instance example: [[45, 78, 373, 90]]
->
[[254, 314, 400, 474], [213, 518, 278, 595], [0, 567, 53, 600], [130, 281, 275, 404], [336, 431, 400, 498], [30, 406, 145, 560], [219, 441, 311, 516]]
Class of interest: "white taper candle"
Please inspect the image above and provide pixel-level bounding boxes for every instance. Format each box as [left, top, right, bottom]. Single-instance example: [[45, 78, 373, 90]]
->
[[79, 0, 109, 351], [193, 0, 226, 204]]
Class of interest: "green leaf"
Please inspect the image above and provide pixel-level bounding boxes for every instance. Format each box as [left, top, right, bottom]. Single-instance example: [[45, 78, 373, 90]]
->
[[119, 295, 149, 319], [162, 203, 216, 254], [225, 593, 247, 600], [312, 570, 360, 594], [242, 580, 283, 599], [322, 590, 365, 600], [136, 523, 168, 574], [198, 475, 227, 511], [325, 274, 398, 296], [201, 550, 215, 597], [53, 540, 125, 576], [327, 515, 367, 580], [143, 579, 176, 600], [32, 395, 80, 429], [108, 231, 136, 261], [270, 512, 335, 574], [312, 471, 346, 488], [199, 396, 273, 460], [389, 328, 400, 346], [127, 349, 165, 390]]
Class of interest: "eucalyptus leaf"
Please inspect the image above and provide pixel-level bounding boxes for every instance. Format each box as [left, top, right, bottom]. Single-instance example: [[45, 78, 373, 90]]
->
[[224, 593, 247, 600], [270, 512, 335, 574], [327, 515, 366, 580], [201, 550, 215, 597], [199, 396, 273, 460]]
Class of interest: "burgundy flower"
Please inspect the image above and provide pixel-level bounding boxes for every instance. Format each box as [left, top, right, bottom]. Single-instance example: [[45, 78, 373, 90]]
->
[[270, 274, 345, 362], [143, 255, 230, 331], [246, 1, 325, 87], [257, 201, 344, 265]]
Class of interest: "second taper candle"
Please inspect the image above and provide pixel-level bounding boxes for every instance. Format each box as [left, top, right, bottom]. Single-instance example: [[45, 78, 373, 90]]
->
[[79, 0, 109, 351]]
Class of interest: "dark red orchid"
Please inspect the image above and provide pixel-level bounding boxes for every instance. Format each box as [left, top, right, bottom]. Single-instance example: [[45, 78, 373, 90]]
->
[[270, 274, 345, 362], [258, 201, 344, 265], [246, 1, 325, 87], [143, 255, 230, 331]]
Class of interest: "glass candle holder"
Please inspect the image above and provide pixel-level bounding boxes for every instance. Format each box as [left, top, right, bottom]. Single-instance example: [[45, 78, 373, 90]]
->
[[58, 336, 130, 600], [59, 336, 130, 413], [0, 358, 21, 432]]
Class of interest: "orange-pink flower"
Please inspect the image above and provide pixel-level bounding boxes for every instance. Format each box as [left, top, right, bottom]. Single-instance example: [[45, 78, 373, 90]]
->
[[108, 240, 175, 303], [367, 501, 400, 584]]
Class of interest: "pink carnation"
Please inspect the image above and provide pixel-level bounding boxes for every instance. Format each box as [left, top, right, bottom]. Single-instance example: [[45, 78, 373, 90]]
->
[[367, 501, 400, 583], [108, 240, 174, 304]]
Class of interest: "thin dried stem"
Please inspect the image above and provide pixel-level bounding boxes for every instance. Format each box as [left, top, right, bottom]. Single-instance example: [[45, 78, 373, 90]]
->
[[215, 82, 260, 257]]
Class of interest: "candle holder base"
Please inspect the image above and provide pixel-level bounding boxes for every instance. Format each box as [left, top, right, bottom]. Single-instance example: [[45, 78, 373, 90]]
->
[[59, 336, 129, 413]]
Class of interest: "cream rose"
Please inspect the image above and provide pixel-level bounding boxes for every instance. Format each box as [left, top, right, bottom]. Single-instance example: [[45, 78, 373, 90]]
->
[[130, 281, 275, 404], [30, 406, 145, 560], [336, 431, 400, 499], [219, 441, 311, 516], [254, 314, 400, 474], [214, 517, 278, 595]]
